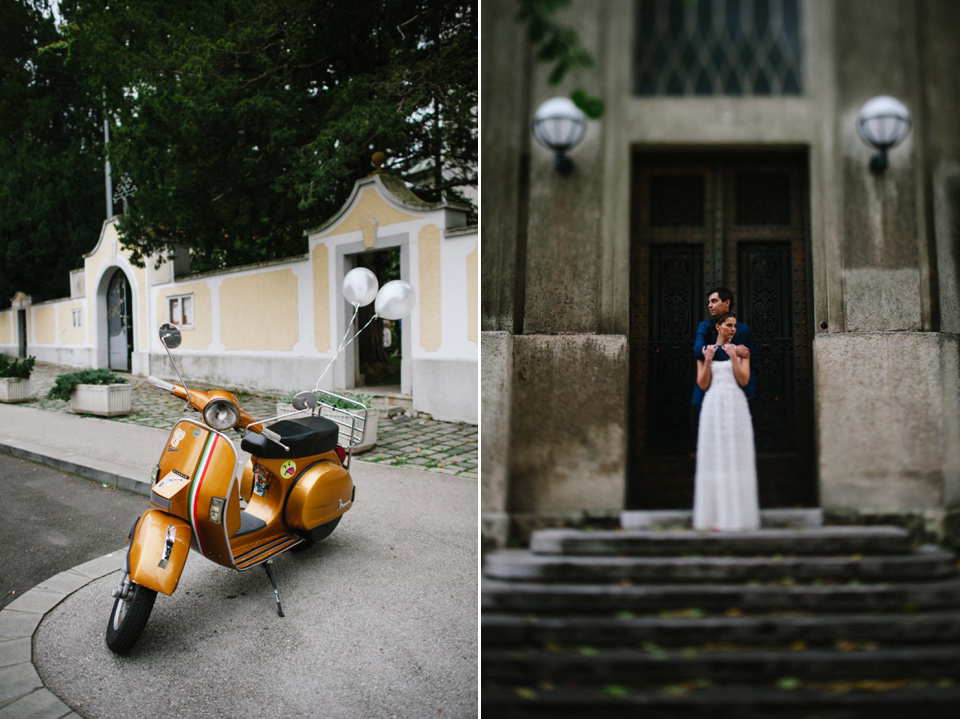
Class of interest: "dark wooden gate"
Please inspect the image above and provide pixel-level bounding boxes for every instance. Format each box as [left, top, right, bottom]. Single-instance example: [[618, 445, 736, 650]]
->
[[107, 269, 132, 372], [628, 152, 815, 509], [17, 309, 27, 358]]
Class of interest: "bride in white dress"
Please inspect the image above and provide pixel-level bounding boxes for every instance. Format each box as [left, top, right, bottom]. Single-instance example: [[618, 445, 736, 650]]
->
[[693, 312, 760, 531]]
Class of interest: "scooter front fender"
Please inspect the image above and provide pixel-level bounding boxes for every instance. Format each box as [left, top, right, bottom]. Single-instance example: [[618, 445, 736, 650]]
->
[[128, 509, 192, 596]]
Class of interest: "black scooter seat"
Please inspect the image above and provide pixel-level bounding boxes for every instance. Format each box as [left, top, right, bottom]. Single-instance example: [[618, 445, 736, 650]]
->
[[241, 416, 340, 459]]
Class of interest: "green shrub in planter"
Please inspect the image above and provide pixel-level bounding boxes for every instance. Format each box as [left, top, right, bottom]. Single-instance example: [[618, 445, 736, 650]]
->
[[0, 355, 35, 379], [47, 369, 127, 401]]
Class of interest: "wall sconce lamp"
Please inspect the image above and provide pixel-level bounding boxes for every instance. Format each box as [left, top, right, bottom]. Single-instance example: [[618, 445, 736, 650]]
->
[[533, 97, 586, 175], [857, 96, 911, 173]]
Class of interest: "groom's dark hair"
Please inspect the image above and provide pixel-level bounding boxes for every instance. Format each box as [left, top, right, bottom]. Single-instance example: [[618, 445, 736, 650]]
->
[[707, 286, 734, 310]]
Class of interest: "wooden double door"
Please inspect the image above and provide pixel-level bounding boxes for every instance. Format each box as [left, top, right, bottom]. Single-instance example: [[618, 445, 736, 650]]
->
[[628, 152, 816, 509]]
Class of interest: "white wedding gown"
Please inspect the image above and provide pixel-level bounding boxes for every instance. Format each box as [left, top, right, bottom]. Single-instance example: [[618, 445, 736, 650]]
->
[[693, 359, 760, 531]]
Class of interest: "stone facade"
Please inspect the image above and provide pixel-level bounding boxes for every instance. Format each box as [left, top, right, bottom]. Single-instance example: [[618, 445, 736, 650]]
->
[[482, 0, 960, 545]]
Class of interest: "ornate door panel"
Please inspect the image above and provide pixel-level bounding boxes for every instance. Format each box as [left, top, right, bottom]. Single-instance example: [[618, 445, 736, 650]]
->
[[628, 153, 815, 509]]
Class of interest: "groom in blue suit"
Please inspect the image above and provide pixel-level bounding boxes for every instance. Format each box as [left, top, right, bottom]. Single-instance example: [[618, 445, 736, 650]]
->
[[692, 287, 756, 410]]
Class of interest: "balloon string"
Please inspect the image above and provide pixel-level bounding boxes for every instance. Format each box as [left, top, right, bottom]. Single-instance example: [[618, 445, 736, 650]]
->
[[335, 304, 361, 354], [314, 305, 379, 392]]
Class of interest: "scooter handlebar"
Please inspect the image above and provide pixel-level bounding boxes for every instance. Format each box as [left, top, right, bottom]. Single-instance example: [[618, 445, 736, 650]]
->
[[147, 375, 176, 393], [261, 426, 288, 450]]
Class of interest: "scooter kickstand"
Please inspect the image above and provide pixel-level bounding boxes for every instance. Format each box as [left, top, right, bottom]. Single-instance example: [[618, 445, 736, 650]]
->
[[262, 560, 285, 618]]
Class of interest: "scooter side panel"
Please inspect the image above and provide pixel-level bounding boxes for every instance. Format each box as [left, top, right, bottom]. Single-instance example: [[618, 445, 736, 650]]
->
[[285, 460, 354, 531], [129, 510, 192, 595], [156, 420, 241, 569]]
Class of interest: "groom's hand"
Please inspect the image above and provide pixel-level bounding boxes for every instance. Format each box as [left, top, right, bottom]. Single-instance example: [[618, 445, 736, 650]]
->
[[733, 344, 750, 359]]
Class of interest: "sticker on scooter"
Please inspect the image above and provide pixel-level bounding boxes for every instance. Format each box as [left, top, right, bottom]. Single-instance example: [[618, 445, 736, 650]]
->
[[169, 427, 186, 450], [280, 460, 297, 478], [155, 473, 188, 490], [253, 470, 269, 497]]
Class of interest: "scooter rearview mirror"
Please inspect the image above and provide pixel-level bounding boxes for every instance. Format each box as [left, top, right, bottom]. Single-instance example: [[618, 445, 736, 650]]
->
[[292, 390, 317, 411], [159, 323, 182, 349], [158, 322, 190, 409]]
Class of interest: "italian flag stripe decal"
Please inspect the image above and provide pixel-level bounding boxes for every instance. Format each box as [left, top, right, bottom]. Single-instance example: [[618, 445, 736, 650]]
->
[[188, 431, 218, 556]]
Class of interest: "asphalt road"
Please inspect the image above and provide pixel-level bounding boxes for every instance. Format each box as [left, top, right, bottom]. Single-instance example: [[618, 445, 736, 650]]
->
[[0, 453, 146, 610], [23, 458, 478, 718]]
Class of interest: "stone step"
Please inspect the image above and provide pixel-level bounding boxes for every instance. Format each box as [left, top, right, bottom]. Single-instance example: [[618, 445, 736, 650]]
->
[[484, 545, 956, 583], [481, 577, 960, 614], [482, 611, 960, 648], [481, 686, 960, 718], [482, 645, 960, 685], [621, 508, 824, 530], [529, 526, 914, 557]]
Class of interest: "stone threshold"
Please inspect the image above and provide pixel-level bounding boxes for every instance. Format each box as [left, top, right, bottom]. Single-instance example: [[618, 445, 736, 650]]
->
[[621, 508, 823, 530]]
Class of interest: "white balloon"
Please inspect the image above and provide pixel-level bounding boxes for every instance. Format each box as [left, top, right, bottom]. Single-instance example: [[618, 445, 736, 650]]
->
[[342, 267, 379, 306], [375, 280, 416, 320]]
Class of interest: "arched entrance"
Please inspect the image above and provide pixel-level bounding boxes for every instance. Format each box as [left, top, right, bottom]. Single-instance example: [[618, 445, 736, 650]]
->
[[106, 269, 133, 372]]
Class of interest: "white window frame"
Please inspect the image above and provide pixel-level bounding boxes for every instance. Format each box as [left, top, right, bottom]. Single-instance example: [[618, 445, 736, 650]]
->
[[168, 293, 194, 329]]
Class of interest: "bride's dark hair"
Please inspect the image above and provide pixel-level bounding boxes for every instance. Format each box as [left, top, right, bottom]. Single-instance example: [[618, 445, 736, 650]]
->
[[714, 311, 736, 328]]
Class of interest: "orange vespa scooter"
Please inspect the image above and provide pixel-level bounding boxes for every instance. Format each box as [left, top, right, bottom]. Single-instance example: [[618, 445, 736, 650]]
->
[[106, 323, 367, 654]]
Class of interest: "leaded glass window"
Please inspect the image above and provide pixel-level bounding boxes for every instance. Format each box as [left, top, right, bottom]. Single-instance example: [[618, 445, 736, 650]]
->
[[634, 0, 803, 96]]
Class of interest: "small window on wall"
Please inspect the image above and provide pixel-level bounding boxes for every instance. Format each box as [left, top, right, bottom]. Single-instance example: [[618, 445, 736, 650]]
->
[[168, 294, 194, 329], [71, 308, 82, 328]]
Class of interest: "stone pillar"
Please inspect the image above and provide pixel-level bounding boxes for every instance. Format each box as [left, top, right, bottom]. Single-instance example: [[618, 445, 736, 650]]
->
[[481, 331, 513, 551]]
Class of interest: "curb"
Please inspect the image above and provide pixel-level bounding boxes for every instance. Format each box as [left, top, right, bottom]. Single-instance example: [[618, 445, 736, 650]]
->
[[0, 439, 150, 497], [0, 552, 124, 719]]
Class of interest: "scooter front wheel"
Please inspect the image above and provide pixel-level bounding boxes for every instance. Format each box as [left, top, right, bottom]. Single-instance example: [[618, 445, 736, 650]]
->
[[105, 581, 157, 655]]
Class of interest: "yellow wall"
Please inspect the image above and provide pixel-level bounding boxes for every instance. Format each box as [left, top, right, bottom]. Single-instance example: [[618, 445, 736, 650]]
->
[[313, 246, 331, 352], [0, 311, 10, 345], [58, 302, 85, 345], [418, 225, 442, 352], [158, 282, 213, 350], [220, 270, 299, 351], [467, 245, 478, 344], [33, 305, 56, 345], [327, 187, 417, 237]]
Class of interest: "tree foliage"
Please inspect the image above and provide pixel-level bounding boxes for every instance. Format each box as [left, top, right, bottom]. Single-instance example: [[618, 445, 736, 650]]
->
[[57, 0, 477, 271], [0, 0, 476, 305], [0, 0, 106, 306], [515, 0, 603, 119]]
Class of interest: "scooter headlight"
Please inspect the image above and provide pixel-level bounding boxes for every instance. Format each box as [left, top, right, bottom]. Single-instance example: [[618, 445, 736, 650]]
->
[[203, 398, 240, 431]]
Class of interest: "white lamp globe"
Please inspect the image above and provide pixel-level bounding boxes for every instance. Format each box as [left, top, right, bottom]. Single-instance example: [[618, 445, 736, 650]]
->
[[857, 96, 911, 150], [533, 96, 587, 153]]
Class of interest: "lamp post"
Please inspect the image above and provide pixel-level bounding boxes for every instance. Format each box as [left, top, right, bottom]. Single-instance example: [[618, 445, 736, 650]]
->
[[857, 96, 911, 173], [533, 97, 586, 175]]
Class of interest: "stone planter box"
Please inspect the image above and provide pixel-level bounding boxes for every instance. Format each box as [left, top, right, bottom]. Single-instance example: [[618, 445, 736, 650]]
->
[[0, 377, 30, 403], [276, 402, 377, 454], [70, 383, 132, 417]]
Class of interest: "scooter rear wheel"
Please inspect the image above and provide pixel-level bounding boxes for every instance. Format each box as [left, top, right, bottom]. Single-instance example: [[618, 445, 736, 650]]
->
[[105, 581, 157, 655], [291, 516, 342, 552]]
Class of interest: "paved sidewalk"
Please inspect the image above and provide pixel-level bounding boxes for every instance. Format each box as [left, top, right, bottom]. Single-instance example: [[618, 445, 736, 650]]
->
[[18, 360, 477, 480]]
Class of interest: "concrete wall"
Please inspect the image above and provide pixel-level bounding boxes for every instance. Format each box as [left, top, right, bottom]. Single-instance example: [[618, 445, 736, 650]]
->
[[507, 334, 629, 534], [816, 332, 960, 509]]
